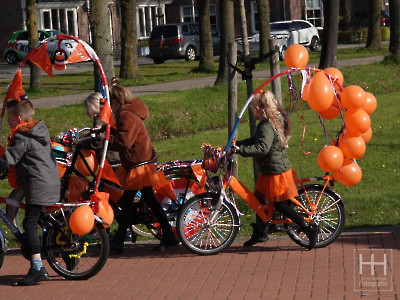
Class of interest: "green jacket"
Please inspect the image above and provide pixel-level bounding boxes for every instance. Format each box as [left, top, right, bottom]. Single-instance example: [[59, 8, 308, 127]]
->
[[237, 119, 291, 175]]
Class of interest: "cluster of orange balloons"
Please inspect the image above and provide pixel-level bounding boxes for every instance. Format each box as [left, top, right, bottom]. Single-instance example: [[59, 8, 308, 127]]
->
[[284, 44, 377, 186]]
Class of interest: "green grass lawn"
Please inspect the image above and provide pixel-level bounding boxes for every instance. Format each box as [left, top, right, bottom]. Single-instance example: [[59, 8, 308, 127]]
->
[[0, 56, 399, 247]]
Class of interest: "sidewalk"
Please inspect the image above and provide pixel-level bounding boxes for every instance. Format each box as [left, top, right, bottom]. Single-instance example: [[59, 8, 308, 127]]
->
[[0, 229, 398, 299], [27, 55, 384, 109]]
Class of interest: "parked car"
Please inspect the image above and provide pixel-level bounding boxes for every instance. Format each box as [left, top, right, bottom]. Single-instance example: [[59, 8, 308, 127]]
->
[[381, 11, 390, 26], [270, 20, 320, 51], [236, 32, 290, 61], [148, 22, 220, 64], [4, 29, 77, 64]]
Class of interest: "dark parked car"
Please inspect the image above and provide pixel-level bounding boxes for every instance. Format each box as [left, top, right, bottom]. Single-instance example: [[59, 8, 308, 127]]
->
[[381, 11, 390, 26], [148, 22, 220, 64]]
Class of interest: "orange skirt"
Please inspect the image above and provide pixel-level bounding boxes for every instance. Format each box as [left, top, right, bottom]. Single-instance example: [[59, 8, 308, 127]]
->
[[115, 163, 157, 191], [255, 168, 299, 203]]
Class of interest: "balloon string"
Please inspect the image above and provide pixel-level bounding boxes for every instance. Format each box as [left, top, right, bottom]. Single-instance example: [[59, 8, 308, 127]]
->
[[299, 113, 310, 155]]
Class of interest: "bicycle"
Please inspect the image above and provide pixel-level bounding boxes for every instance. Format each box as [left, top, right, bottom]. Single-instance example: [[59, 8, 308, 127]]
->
[[0, 196, 110, 280], [176, 143, 345, 255]]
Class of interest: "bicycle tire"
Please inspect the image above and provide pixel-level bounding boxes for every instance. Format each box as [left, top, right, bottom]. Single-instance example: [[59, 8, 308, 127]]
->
[[176, 193, 239, 255], [43, 212, 109, 280], [285, 185, 345, 248], [130, 169, 204, 239]]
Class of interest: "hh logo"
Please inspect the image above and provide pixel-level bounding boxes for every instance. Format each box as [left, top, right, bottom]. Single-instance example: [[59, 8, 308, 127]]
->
[[359, 253, 387, 275], [354, 249, 393, 292]]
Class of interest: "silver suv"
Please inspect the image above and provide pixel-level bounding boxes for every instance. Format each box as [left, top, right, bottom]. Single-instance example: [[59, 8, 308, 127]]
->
[[148, 22, 220, 64]]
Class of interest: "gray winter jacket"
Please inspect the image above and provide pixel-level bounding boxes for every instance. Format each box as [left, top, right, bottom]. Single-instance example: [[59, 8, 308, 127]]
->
[[237, 119, 291, 175], [0, 120, 60, 206]]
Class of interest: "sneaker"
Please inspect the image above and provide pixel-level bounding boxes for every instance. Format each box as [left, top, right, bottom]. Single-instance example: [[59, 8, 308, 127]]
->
[[305, 223, 320, 250], [17, 267, 49, 286], [153, 236, 179, 251]]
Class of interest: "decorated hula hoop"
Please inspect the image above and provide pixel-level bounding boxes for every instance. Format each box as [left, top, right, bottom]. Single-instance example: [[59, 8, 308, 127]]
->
[[2, 34, 111, 193]]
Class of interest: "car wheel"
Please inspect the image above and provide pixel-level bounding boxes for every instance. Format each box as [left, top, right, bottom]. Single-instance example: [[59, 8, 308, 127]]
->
[[153, 58, 165, 64], [279, 46, 287, 61], [310, 36, 320, 51], [5, 51, 19, 64], [185, 46, 196, 61]]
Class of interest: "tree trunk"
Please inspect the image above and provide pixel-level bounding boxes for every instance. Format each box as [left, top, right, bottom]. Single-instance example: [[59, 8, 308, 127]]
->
[[197, 0, 214, 71], [366, 0, 381, 49], [215, 0, 234, 85], [319, 0, 339, 69], [89, 0, 115, 90], [340, 0, 352, 30], [120, 0, 138, 79], [389, 0, 400, 55], [256, 0, 270, 61], [26, 0, 42, 89]]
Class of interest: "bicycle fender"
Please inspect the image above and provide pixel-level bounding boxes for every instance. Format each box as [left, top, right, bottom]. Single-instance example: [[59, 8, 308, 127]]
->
[[300, 184, 347, 205]]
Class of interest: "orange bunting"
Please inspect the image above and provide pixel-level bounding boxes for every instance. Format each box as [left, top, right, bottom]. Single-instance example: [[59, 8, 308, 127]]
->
[[99, 98, 116, 128], [28, 43, 53, 77], [66, 42, 92, 64], [5, 70, 23, 101]]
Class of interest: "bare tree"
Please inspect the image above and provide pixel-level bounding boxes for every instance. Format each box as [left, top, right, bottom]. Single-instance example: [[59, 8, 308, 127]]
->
[[340, 0, 352, 30], [319, 0, 339, 69], [389, 0, 400, 55], [197, 0, 214, 71], [119, 0, 138, 79], [26, 0, 42, 89], [256, 0, 270, 60], [215, 0, 234, 85], [89, 0, 115, 90], [366, 0, 381, 49]]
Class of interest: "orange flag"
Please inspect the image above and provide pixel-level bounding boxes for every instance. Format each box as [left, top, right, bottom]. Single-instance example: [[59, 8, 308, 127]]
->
[[5, 70, 22, 101], [101, 160, 121, 186], [99, 98, 116, 128], [28, 43, 53, 77], [66, 43, 91, 64]]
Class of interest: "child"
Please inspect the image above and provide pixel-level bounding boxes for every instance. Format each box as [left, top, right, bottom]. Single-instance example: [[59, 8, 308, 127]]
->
[[84, 92, 120, 167], [0, 100, 60, 285], [234, 90, 319, 250], [106, 85, 179, 253]]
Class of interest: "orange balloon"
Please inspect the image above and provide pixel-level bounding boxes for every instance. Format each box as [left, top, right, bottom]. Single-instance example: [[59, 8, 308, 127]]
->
[[302, 81, 312, 101], [69, 205, 95, 235], [91, 192, 114, 228], [341, 85, 366, 111], [324, 67, 344, 89], [308, 72, 335, 112], [284, 44, 309, 68], [362, 92, 377, 115], [76, 150, 99, 177], [344, 109, 371, 135], [334, 159, 362, 186], [317, 145, 344, 172], [319, 104, 341, 119], [338, 134, 366, 159], [361, 127, 372, 143]]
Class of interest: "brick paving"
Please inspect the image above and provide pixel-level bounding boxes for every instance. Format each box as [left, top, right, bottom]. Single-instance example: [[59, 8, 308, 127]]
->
[[0, 229, 399, 299]]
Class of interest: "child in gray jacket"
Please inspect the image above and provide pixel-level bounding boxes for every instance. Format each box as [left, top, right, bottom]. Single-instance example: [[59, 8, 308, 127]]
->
[[0, 100, 60, 285]]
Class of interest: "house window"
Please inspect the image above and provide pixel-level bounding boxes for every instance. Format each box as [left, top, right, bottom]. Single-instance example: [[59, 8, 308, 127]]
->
[[305, 0, 323, 28], [251, 1, 259, 33], [138, 5, 166, 39], [181, 5, 197, 22], [181, 4, 217, 28], [39, 8, 78, 36]]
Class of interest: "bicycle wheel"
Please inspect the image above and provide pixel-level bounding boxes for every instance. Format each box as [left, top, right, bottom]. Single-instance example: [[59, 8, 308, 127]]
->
[[176, 193, 239, 255], [43, 212, 109, 280], [285, 185, 345, 248], [6, 188, 25, 231]]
